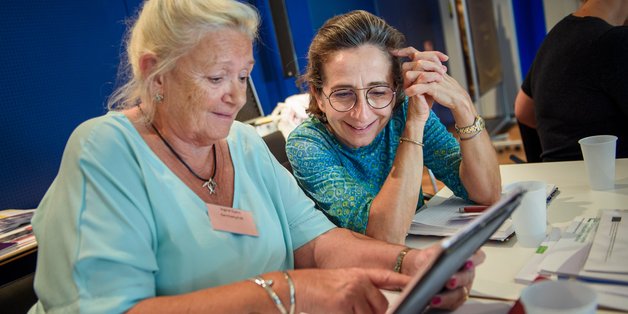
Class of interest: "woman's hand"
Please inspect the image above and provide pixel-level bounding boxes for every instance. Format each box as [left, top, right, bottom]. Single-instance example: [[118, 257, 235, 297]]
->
[[391, 47, 448, 123], [405, 71, 477, 125], [429, 249, 485, 310], [293, 268, 409, 314], [404, 245, 486, 311], [392, 47, 477, 125]]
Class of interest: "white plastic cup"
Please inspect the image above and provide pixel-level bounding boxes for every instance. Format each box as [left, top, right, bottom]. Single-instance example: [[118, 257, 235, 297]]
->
[[506, 181, 547, 248], [578, 135, 617, 190], [521, 280, 597, 314]]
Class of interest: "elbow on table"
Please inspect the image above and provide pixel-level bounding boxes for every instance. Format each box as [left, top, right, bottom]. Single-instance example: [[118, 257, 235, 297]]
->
[[365, 216, 408, 245], [469, 185, 502, 205]]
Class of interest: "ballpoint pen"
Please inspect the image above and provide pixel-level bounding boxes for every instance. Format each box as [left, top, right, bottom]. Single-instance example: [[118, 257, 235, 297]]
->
[[458, 205, 489, 213]]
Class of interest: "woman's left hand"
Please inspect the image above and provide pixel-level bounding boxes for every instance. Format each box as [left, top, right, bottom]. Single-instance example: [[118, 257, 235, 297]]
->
[[390, 47, 448, 90], [392, 47, 477, 123], [405, 245, 486, 311], [390, 47, 448, 122], [430, 249, 485, 310], [405, 73, 475, 116]]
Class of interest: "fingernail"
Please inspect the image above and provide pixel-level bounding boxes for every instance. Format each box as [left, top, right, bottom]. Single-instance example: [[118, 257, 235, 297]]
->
[[465, 260, 474, 270], [431, 296, 442, 306], [448, 278, 457, 288]]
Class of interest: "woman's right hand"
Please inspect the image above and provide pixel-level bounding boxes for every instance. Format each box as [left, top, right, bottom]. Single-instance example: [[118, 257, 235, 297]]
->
[[294, 268, 409, 314], [403, 244, 486, 311]]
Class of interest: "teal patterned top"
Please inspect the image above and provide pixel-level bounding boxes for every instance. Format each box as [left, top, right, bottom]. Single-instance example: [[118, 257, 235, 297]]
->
[[286, 99, 468, 233]]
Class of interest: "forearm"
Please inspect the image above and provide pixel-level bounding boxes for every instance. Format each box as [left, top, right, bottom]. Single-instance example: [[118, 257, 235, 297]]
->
[[459, 130, 501, 204], [295, 228, 402, 270], [129, 276, 290, 313], [451, 100, 501, 204], [366, 121, 425, 244], [295, 228, 438, 279]]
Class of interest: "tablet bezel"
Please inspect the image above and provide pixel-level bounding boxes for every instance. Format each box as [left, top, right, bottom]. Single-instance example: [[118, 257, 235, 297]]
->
[[389, 188, 525, 313]]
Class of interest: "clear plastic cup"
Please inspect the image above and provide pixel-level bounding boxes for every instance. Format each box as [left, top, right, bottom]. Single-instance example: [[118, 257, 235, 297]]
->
[[521, 280, 597, 314], [578, 135, 617, 190], [504, 181, 547, 247]]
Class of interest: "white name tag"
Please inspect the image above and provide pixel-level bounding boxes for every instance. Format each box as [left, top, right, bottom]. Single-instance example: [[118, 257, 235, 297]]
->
[[207, 203, 259, 236]]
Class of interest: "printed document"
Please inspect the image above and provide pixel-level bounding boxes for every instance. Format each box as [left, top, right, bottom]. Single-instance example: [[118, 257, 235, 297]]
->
[[538, 214, 628, 285], [409, 196, 513, 241], [583, 209, 628, 274], [410, 183, 557, 241]]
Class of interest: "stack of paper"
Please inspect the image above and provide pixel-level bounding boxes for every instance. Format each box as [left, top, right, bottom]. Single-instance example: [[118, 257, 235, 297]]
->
[[514, 227, 562, 284], [0, 209, 34, 233], [0, 209, 36, 260], [409, 196, 514, 241], [583, 209, 628, 275], [537, 210, 628, 285], [515, 209, 628, 311], [409, 183, 558, 241]]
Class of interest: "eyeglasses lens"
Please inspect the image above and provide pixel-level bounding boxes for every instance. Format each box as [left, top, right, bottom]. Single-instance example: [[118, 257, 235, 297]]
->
[[329, 86, 394, 112]]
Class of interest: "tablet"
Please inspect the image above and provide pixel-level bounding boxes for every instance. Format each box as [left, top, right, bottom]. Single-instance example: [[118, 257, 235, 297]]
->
[[388, 188, 525, 314]]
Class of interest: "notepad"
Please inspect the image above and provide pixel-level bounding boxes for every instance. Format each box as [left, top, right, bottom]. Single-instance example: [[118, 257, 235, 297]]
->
[[409, 183, 558, 241], [410, 196, 514, 241]]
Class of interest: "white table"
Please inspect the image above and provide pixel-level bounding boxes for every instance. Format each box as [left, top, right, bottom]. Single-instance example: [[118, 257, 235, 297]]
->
[[405, 159, 628, 313]]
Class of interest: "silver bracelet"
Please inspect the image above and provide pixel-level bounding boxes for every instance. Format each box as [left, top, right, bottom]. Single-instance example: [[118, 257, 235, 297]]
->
[[399, 136, 424, 147], [249, 276, 288, 314], [283, 272, 295, 314]]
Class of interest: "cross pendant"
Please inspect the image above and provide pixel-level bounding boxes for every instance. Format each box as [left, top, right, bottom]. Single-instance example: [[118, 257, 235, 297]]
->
[[202, 178, 217, 195]]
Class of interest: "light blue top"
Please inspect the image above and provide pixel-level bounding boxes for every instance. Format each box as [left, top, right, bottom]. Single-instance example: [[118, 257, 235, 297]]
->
[[286, 100, 468, 233], [29, 112, 335, 314]]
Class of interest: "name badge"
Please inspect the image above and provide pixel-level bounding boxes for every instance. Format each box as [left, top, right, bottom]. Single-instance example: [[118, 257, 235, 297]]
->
[[207, 203, 259, 237]]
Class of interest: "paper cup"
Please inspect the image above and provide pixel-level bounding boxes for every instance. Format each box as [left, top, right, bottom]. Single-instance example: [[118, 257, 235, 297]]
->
[[504, 181, 546, 247], [521, 280, 597, 314], [578, 135, 617, 190]]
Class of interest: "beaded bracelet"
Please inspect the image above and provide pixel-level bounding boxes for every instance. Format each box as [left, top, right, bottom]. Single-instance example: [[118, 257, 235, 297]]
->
[[249, 276, 288, 314], [394, 247, 412, 273]]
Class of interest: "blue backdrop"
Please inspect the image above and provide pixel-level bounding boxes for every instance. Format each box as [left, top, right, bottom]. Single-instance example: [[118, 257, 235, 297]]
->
[[0, 0, 545, 210]]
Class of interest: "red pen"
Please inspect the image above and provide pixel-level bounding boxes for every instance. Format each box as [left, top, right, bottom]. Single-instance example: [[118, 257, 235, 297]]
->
[[458, 205, 489, 213]]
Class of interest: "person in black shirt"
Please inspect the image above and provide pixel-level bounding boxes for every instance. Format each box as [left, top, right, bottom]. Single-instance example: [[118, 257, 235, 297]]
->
[[514, 0, 628, 161]]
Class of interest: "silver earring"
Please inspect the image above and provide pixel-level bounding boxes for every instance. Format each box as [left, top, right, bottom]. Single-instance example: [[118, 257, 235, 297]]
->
[[154, 93, 164, 103]]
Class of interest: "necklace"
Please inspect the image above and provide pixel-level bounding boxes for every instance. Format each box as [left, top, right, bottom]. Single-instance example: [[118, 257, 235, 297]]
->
[[150, 123, 218, 195]]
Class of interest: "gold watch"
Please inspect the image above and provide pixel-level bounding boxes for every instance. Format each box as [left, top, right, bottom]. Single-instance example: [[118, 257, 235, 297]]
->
[[455, 116, 485, 135]]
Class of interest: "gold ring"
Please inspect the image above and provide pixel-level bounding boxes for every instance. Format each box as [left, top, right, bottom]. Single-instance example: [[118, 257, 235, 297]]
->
[[463, 286, 469, 301]]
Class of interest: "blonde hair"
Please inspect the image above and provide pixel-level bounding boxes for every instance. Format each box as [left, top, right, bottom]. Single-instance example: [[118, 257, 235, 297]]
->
[[107, 0, 259, 121], [301, 10, 406, 120]]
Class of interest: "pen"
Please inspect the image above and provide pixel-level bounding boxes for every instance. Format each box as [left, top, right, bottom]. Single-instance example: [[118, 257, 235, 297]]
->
[[458, 205, 489, 213]]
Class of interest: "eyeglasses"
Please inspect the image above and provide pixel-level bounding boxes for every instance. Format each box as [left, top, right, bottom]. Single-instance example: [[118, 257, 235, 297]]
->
[[322, 85, 396, 112]]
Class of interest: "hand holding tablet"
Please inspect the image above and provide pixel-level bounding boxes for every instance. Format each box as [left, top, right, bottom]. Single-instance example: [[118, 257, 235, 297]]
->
[[388, 188, 525, 313]]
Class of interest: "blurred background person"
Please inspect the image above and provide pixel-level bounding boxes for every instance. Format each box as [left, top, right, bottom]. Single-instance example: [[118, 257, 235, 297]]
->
[[514, 0, 628, 161]]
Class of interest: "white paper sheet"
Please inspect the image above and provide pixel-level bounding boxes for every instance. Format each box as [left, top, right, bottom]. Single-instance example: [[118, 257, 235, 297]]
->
[[583, 209, 628, 274]]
